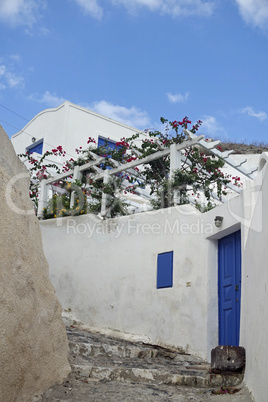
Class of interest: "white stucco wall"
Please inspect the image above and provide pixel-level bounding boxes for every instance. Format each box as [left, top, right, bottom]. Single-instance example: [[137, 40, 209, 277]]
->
[[238, 156, 268, 402], [11, 102, 145, 161], [40, 205, 218, 360], [38, 189, 255, 363]]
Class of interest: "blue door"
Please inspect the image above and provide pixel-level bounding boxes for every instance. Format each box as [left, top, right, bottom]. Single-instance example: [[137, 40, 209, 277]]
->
[[218, 231, 241, 346]]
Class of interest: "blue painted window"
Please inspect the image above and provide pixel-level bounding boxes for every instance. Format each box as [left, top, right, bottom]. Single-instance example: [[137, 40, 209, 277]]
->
[[157, 251, 173, 289], [98, 136, 120, 153], [97, 136, 123, 170], [26, 139, 43, 155]]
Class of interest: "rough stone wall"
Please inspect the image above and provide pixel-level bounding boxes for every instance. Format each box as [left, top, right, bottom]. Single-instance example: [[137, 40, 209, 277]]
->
[[0, 125, 70, 402]]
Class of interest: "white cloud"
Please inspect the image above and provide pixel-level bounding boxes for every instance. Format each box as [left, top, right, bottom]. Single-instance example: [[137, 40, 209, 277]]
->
[[110, 0, 216, 17], [0, 63, 25, 90], [39, 26, 50, 36], [240, 106, 267, 121], [234, 0, 268, 30], [9, 54, 21, 62], [28, 91, 67, 107], [200, 115, 225, 137], [91, 100, 151, 128], [27, 95, 150, 128], [0, 0, 216, 25], [0, 65, 6, 76], [167, 91, 189, 103], [0, 0, 43, 27], [71, 0, 215, 19], [72, 0, 103, 20], [5, 71, 24, 88]]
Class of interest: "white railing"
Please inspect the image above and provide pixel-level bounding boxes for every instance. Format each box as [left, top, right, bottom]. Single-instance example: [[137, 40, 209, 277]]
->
[[186, 130, 258, 179]]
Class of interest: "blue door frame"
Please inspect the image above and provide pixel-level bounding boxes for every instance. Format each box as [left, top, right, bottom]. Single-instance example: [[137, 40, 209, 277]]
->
[[218, 231, 241, 346]]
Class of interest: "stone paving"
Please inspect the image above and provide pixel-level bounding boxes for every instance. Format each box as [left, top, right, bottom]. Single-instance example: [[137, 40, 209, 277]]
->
[[36, 320, 254, 402]]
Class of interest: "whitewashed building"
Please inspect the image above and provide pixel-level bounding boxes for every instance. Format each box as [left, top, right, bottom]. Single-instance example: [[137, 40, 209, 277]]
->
[[11, 101, 146, 166], [11, 102, 151, 213]]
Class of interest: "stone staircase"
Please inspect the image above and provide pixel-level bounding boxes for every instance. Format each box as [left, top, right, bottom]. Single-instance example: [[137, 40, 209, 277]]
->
[[37, 323, 253, 401], [67, 325, 243, 389]]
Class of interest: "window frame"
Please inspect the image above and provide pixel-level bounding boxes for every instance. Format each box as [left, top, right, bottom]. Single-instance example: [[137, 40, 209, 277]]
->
[[26, 138, 44, 155], [157, 251, 174, 289]]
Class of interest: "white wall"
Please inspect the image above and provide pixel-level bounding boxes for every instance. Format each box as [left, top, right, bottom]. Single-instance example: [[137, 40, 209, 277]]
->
[[38, 188, 255, 363], [40, 205, 218, 360], [11, 103, 67, 157], [11, 102, 145, 162], [239, 157, 268, 402]]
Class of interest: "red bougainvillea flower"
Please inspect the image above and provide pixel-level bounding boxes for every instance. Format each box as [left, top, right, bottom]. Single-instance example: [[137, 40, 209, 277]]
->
[[87, 137, 96, 144], [126, 156, 137, 163], [116, 140, 129, 148]]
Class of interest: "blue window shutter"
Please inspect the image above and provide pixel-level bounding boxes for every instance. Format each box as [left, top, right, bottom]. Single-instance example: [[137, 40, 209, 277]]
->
[[26, 139, 43, 155], [157, 251, 173, 289]]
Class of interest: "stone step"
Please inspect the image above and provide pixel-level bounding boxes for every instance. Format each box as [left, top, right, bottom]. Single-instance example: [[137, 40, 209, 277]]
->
[[68, 333, 202, 363], [67, 328, 204, 361], [67, 327, 244, 389], [71, 360, 243, 389]]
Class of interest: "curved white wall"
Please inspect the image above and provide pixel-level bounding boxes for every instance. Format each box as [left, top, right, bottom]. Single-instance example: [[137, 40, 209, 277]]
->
[[11, 102, 145, 160]]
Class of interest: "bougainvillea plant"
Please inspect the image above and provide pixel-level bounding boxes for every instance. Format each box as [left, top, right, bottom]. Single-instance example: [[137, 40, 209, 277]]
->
[[19, 116, 241, 219], [122, 117, 240, 211], [18, 146, 66, 212]]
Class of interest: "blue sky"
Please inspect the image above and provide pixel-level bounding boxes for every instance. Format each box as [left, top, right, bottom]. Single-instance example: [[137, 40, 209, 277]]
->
[[0, 0, 268, 145]]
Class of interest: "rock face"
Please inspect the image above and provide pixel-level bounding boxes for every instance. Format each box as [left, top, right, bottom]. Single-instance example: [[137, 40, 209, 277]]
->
[[0, 125, 70, 402]]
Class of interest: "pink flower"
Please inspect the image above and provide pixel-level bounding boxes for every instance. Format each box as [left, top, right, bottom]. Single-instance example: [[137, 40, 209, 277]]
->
[[87, 137, 96, 144]]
